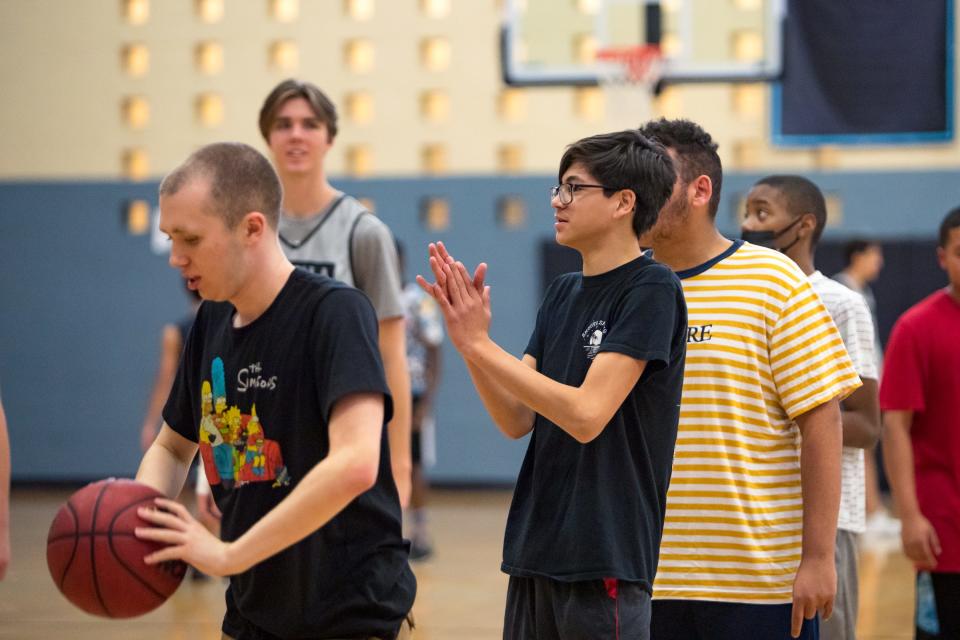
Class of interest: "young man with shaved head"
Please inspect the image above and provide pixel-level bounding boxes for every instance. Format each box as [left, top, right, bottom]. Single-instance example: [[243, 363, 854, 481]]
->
[[134, 142, 415, 639]]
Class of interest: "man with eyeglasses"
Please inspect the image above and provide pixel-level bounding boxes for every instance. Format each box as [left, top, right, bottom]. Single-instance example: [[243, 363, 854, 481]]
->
[[417, 130, 687, 638]]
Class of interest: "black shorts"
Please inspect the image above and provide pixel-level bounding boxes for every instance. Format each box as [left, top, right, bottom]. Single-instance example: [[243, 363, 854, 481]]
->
[[503, 575, 651, 640], [651, 599, 819, 640]]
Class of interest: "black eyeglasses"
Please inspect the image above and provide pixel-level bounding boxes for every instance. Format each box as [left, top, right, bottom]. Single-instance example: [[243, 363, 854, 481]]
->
[[550, 183, 618, 205]]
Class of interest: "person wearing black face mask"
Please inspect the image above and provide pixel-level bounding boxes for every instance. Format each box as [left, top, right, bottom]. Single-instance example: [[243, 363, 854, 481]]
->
[[742, 175, 881, 640], [740, 214, 804, 253], [741, 176, 824, 272]]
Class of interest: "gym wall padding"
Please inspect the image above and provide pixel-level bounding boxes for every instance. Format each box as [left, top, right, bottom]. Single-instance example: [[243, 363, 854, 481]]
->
[[1, 171, 958, 483]]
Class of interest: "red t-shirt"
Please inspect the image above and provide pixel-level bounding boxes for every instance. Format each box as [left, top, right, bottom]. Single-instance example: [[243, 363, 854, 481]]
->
[[880, 289, 960, 571]]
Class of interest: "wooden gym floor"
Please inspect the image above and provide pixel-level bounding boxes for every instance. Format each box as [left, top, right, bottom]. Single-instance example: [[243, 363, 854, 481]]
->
[[0, 487, 916, 639]]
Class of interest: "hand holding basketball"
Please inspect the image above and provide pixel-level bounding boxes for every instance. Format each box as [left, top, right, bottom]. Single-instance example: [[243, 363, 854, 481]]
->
[[46, 478, 187, 618], [135, 497, 236, 577]]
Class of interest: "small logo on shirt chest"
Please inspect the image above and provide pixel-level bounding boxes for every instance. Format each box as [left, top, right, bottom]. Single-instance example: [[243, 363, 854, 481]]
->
[[581, 320, 608, 360]]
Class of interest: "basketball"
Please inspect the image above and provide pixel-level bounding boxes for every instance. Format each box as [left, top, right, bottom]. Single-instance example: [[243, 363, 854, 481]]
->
[[46, 478, 187, 618]]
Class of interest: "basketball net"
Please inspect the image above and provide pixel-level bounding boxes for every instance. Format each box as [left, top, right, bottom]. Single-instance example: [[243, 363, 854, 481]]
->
[[595, 44, 663, 123]]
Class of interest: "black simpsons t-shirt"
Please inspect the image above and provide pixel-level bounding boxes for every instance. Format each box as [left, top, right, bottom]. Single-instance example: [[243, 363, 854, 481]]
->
[[503, 254, 687, 592], [163, 269, 416, 639]]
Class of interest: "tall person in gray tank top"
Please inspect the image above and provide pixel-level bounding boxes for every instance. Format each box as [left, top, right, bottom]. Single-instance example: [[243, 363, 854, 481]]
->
[[259, 80, 413, 505]]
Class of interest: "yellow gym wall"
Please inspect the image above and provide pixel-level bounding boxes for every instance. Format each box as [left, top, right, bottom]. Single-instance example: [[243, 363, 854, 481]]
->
[[0, 0, 957, 181]]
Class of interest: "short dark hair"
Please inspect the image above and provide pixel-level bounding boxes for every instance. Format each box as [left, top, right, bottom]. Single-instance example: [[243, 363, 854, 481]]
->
[[637, 118, 722, 217], [940, 206, 960, 247], [259, 79, 339, 141], [159, 142, 283, 229], [755, 175, 828, 244], [557, 130, 676, 237], [843, 239, 880, 266]]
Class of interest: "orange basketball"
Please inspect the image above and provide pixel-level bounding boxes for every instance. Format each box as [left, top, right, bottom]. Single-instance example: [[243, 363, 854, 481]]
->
[[46, 478, 187, 618]]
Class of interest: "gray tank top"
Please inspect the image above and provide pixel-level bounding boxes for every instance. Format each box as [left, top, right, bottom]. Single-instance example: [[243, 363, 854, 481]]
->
[[278, 193, 405, 320]]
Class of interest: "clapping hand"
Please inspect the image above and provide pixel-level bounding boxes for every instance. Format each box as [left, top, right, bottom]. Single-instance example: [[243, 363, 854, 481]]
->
[[416, 242, 490, 357]]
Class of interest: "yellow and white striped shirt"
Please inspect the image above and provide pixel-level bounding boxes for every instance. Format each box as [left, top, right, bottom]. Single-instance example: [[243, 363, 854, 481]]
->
[[653, 241, 860, 604]]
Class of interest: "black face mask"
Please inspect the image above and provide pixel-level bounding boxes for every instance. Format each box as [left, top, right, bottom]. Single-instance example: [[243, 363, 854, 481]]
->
[[741, 216, 803, 252]]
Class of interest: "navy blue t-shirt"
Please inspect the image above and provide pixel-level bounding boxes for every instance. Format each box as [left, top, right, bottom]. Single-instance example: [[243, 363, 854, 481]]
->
[[502, 254, 687, 592], [163, 268, 416, 639]]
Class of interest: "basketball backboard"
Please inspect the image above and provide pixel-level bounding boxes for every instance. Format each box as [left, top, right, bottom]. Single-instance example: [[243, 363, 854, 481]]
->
[[500, 0, 786, 87]]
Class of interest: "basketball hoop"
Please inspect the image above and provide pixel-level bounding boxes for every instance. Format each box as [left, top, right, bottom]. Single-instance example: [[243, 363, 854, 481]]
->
[[596, 44, 663, 87], [594, 44, 663, 122]]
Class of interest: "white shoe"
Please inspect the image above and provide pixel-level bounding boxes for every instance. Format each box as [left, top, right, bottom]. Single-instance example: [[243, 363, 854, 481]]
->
[[865, 510, 901, 537]]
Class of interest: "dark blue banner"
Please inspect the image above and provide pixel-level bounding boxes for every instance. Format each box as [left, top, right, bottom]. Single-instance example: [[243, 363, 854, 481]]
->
[[774, 0, 953, 145]]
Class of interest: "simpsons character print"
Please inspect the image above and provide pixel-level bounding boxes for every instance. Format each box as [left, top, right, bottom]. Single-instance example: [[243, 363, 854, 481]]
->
[[198, 357, 290, 490]]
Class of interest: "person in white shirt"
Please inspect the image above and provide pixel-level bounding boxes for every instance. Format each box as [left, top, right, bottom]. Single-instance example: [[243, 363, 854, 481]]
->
[[834, 239, 899, 538], [742, 175, 881, 640]]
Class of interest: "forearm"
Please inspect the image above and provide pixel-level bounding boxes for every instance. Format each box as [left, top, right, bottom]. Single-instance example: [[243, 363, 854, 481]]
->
[[840, 409, 880, 449], [142, 329, 180, 433], [382, 350, 412, 495], [229, 448, 374, 573], [839, 380, 880, 449], [136, 439, 195, 498], [142, 386, 169, 433], [798, 405, 842, 561], [465, 338, 601, 442], [464, 359, 535, 439], [882, 413, 921, 517], [426, 251, 639, 442], [379, 318, 412, 505]]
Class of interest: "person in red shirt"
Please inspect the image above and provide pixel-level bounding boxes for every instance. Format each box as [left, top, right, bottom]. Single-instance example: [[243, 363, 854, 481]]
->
[[881, 206, 960, 638]]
